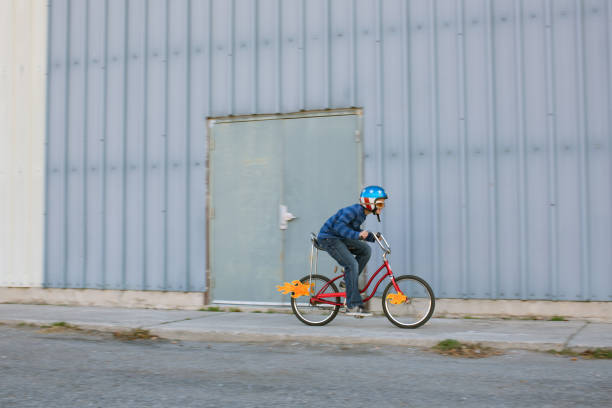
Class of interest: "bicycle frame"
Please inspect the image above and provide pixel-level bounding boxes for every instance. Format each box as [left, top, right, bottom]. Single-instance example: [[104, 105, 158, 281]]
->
[[309, 233, 402, 307]]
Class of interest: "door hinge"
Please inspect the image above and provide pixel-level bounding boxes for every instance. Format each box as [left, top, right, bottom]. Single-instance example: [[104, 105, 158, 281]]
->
[[209, 207, 215, 219], [355, 130, 361, 143], [209, 136, 215, 151]]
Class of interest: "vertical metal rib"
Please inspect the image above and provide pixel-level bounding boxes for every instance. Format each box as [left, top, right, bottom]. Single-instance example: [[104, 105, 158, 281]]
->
[[299, 0, 305, 110], [44, 0, 54, 288], [485, 0, 498, 298], [401, 0, 413, 282], [276, 0, 282, 112], [63, 0, 71, 288], [186, 0, 192, 290], [514, 0, 528, 299], [575, 0, 591, 300], [121, 0, 129, 289], [251, 0, 258, 113], [163, 0, 169, 289], [607, 0, 612, 297], [142, 0, 149, 290], [429, 0, 441, 294], [375, 0, 383, 183], [574, 0, 590, 300], [350, 0, 357, 107], [544, 0, 559, 299], [325, 0, 331, 108], [101, 0, 109, 288], [228, 0, 235, 115], [82, 0, 90, 288], [457, 0, 469, 298]]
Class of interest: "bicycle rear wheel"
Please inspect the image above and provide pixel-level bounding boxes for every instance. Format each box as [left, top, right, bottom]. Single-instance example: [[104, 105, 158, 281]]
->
[[382, 275, 435, 329], [291, 274, 341, 326]]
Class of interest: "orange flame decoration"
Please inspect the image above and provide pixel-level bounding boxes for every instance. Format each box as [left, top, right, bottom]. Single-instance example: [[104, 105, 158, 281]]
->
[[386, 292, 407, 305], [276, 280, 315, 298]]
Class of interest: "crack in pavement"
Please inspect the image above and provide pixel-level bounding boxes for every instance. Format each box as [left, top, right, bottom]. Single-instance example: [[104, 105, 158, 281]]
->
[[563, 321, 590, 349]]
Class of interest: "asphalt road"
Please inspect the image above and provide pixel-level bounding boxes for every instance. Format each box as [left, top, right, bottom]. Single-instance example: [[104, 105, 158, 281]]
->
[[0, 325, 610, 408]]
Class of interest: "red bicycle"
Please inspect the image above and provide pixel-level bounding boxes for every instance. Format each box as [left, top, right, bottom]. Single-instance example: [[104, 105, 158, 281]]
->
[[287, 232, 435, 328]]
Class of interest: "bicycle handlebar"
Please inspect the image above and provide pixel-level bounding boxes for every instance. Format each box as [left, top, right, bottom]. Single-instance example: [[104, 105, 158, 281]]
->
[[373, 232, 391, 255]]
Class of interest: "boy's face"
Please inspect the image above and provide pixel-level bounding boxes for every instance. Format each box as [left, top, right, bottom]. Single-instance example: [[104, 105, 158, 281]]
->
[[374, 199, 386, 214]]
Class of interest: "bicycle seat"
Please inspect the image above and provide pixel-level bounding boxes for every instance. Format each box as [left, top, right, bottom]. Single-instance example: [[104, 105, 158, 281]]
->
[[310, 233, 325, 251]]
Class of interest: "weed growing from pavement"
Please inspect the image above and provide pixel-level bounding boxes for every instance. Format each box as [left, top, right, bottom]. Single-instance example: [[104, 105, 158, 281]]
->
[[549, 316, 567, 321], [432, 339, 503, 358], [229, 307, 241, 312], [199, 306, 221, 312], [547, 348, 612, 359], [113, 328, 158, 341]]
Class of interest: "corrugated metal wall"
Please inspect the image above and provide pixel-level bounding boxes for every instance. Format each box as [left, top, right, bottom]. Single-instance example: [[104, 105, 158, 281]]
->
[[45, 0, 611, 301], [0, 0, 47, 287]]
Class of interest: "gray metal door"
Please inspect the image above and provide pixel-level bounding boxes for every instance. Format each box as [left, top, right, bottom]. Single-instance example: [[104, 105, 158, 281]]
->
[[208, 110, 362, 304]]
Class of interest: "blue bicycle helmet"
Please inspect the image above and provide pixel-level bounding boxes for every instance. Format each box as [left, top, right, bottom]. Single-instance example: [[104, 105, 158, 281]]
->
[[359, 185, 388, 211]]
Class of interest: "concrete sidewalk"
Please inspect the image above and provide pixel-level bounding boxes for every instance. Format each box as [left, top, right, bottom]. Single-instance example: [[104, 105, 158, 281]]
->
[[1, 303, 611, 352]]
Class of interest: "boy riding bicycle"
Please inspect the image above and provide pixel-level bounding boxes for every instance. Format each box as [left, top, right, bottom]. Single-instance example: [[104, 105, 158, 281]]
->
[[317, 185, 388, 317]]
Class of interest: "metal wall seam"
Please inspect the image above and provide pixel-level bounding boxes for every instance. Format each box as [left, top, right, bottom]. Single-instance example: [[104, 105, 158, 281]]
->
[[401, 0, 413, 285], [544, 0, 559, 299], [121, 0, 129, 289], [43, 0, 54, 288], [325, 0, 331, 108], [142, 0, 149, 290], [82, 0, 90, 288], [276, 0, 281, 113], [208, 0, 212, 115], [229, 0, 235, 115], [456, 0, 469, 298], [608, 0, 612, 297], [574, 0, 590, 300], [514, 0, 528, 300], [429, 0, 441, 296], [63, 0, 71, 287], [186, 0, 192, 291], [485, 0, 499, 298], [350, 0, 357, 107], [251, 0, 258, 113], [101, 0, 109, 288], [163, 0, 169, 289]]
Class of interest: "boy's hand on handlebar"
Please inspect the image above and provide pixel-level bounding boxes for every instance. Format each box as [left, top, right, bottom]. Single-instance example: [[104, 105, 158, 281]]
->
[[359, 230, 369, 240]]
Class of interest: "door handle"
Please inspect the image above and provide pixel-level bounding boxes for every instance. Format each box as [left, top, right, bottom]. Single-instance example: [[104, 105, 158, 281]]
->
[[279, 205, 297, 230]]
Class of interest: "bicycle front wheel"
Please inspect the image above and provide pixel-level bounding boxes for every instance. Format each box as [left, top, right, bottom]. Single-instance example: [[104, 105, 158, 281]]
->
[[382, 275, 435, 329], [291, 274, 340, 326]]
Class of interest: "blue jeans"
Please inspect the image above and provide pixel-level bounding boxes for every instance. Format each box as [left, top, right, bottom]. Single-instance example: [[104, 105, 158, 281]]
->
[[317, 238, 371, 308]]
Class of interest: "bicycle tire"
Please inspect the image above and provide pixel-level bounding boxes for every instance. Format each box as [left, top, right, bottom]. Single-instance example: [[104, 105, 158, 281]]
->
[[291, 274, 341, 326], [382, 275, 435, 329]]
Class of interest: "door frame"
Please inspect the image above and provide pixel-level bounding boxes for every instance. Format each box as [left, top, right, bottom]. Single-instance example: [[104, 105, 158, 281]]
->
[[205, 108, 363, 305]]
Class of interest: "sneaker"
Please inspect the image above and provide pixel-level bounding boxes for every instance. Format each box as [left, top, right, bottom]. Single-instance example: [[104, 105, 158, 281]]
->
[[345, 305, 372, 317], [339, 281, 346, 289]]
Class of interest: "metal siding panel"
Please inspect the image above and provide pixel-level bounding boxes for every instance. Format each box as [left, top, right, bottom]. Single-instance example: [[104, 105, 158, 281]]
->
[[188, 0, 211, 291], [123, 0, 146, 290], [166, 1, 189, 290], [46, 0, 69, 288], [437, 0, 462, 298], [144, 0, 167, 290], [210, 0, 229, 116], [552, 0, 581, 300], [66, 0, 87, 288], [493, 0, 521, 299], [41, 0, 611, 301], [280, 0, 301, 113], [523, 0, 550, 299], [330, 0, 353, 109]]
